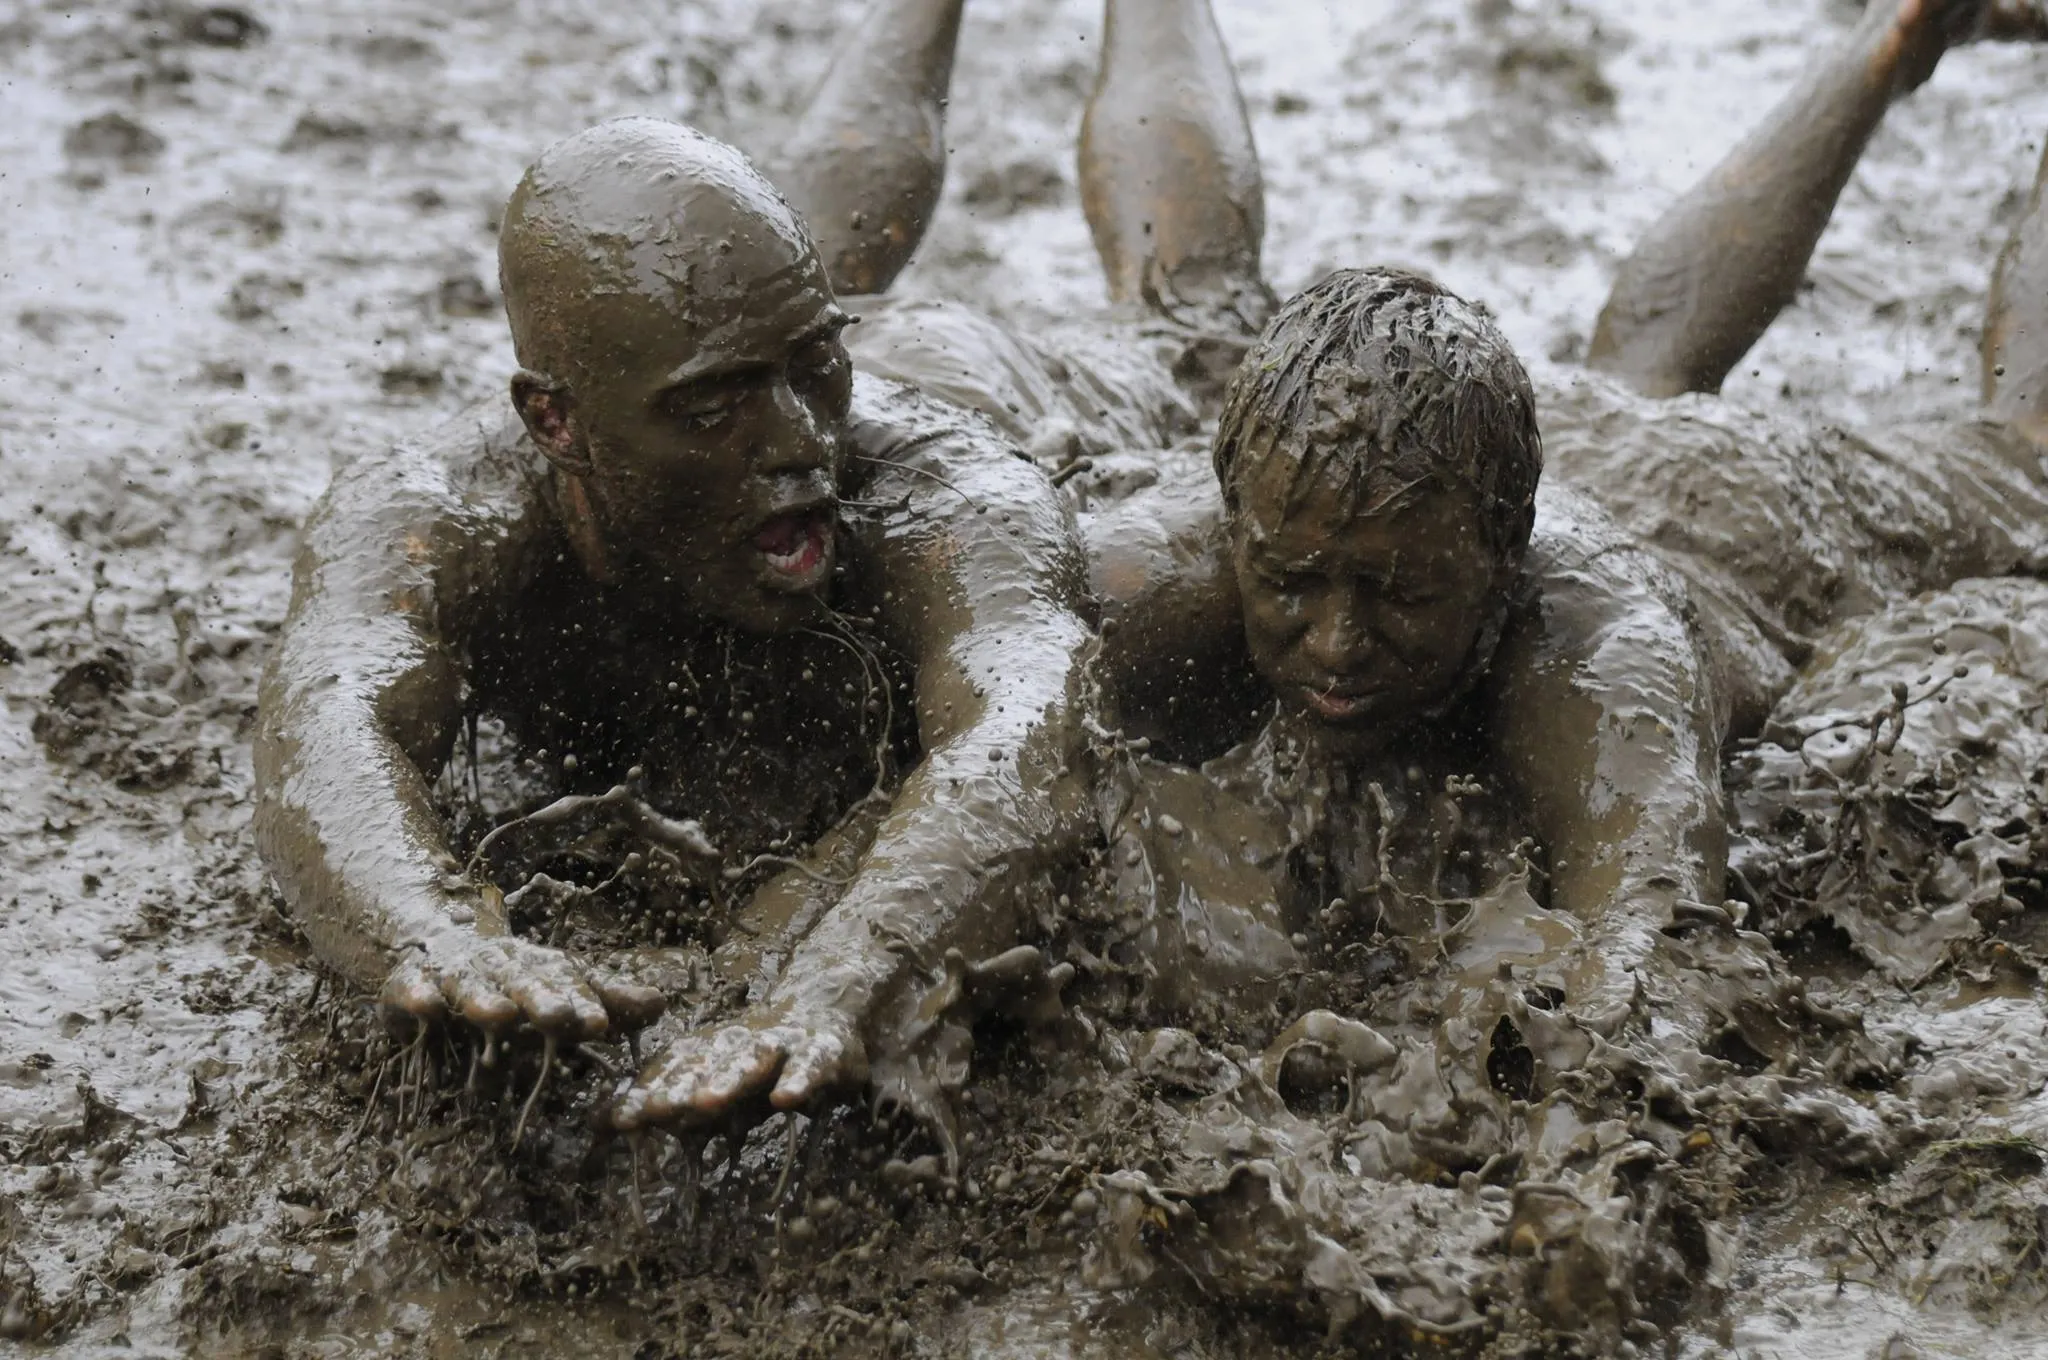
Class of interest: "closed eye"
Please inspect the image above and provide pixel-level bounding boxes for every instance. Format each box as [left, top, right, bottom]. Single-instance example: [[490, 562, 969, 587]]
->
[[661, 375, 758, 429]]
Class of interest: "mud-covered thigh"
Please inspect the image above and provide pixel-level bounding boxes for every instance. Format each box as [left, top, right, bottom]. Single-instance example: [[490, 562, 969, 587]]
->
[[842, 295, 1197, 463], [1540, 368, 2048, 644]]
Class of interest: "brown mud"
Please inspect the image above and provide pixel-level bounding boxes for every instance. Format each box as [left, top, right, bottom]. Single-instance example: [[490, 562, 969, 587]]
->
[[5, 1, 2048, 1357]]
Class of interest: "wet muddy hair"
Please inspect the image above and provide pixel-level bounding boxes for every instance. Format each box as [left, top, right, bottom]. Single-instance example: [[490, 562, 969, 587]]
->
[[1212, 267, 1542, 572]]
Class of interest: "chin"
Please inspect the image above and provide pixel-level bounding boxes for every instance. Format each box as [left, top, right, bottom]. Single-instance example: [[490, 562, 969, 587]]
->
[[715, 589, 826, 635], [1307, 714, 1394, 755], [1280, 697, 1423, 759], [656, 550, 834, 634]]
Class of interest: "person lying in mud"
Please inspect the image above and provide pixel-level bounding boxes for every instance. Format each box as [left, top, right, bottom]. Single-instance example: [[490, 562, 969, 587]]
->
[[1064, 0, 2048, 1023], [1044, 0, 2048, 1337], [832, 0, 2048, 1036], [250, 102, 1109, 1136]]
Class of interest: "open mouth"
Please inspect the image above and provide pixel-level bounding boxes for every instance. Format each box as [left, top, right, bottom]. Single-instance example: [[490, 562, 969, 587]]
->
[[1301, 682, 1376, 721], [753, 508, 833, 585]]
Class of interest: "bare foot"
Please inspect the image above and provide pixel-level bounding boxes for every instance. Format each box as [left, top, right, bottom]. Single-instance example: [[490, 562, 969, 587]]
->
[[608, 1003, 870, 1130], [1974, 0, 2048, 41], [1875, 0, 1996, 94], [379, 930, 666, 1041]]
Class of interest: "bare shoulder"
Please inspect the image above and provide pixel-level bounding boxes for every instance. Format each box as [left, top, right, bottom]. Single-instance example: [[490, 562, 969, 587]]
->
[[842, 370, 1019, 467], [843, 295, 1196, 456], [1523, 483, 1683, 594], [837, 374, 1088, 659], [1507, 484, 1699, 673], [1079, 453, 1226, 609], [841, 372, 1072, 530], [289, 398, 551, 625], [311, 399, 538, 542]]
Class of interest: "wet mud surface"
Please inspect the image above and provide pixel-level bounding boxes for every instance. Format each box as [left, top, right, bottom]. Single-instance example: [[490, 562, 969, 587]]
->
[[4, 1, 2048, 1356]]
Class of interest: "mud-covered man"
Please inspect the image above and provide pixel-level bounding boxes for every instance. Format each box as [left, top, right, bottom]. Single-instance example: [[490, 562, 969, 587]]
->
[[251, 107, 1097, 1131]]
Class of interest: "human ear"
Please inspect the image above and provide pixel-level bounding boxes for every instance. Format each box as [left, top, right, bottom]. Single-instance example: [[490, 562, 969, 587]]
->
[[511, 370, 593, 475]]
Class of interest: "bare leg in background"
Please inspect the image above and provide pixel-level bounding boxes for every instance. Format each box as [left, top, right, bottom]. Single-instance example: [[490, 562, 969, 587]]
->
[[1589, 0, 2012, 398], [1078, 0, 1275, 335], [772, 0, 966, 296], [1984, 140, 2048, 443]]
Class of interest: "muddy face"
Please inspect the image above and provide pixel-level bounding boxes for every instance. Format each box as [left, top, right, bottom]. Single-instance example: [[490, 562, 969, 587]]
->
[[1230, 459, 1502, 753], [547, 289, 854, 632], [501, 118, 855, 633]]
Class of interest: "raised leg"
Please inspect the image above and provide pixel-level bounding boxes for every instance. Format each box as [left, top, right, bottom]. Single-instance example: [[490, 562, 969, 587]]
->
[[1984, 141, 2048, 443], [772, 0, 966, 297], [1588, 0, 1991, 398], [1078, 0, 1274, 335]]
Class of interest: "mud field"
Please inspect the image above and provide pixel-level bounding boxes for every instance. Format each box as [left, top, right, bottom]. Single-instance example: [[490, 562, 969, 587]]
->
[[4, 1, 2048, 1356]]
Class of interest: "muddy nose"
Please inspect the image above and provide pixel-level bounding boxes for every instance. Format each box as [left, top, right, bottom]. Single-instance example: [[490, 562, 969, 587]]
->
[[763, 466, 837, 510], [756, 378, 837, 475], [1302, 594, 1373, 674]]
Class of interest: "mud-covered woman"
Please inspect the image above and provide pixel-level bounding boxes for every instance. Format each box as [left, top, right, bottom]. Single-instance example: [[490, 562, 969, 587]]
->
[[825, 0, 2046, 1036]]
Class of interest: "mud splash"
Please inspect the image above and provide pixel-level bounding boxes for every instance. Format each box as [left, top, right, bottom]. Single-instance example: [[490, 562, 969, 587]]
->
[[4, 1, 2048, 1357]]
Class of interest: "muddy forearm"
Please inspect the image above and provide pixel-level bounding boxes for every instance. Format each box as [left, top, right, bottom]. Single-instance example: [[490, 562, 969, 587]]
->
[[771, 406, 1094, 1024], [766, 636, 1091, 1027], [1529, 697, 1724, 966], [1492, 524, 1726, 969], [252, 455, 503, 992], [1588, 10, 1909, 397], [253, 615, 488, 991]]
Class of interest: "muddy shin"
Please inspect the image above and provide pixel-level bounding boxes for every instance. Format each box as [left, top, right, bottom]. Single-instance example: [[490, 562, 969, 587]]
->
[[773, 0, 966, 296], [1078, 0, 1271, 328], [1587, 4, 1956, 397], [1985, 139, 2048, 441]]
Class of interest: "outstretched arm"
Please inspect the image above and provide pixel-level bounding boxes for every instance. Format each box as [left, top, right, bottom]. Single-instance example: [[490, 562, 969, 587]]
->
[[1487, 490, 1726, 1031], [613, 388, 1095, 1126], [1589, 0, 1993, 397], [253, 414, 660, 1041]]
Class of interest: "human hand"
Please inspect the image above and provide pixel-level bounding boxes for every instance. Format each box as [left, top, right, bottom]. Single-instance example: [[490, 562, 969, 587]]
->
[[1550, 903, 1794, 1063], [379, 928, 667, 1042], [605, 946, 1073, 1136], [918, 944, 1077, 1031], [608, 1000, 870, 1131]]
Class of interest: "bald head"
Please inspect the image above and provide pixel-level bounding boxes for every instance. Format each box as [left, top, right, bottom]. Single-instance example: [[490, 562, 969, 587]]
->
[[499, 118, 830, 390], [495, 119, 855, 632]]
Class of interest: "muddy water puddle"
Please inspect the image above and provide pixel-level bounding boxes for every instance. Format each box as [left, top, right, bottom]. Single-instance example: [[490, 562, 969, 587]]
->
[[4, 0, 2048, 1355]]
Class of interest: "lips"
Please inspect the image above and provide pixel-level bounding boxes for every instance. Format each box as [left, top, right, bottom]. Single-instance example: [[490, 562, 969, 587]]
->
[[753, 508, 832, 584], [1301, 681, 1377, 721]]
